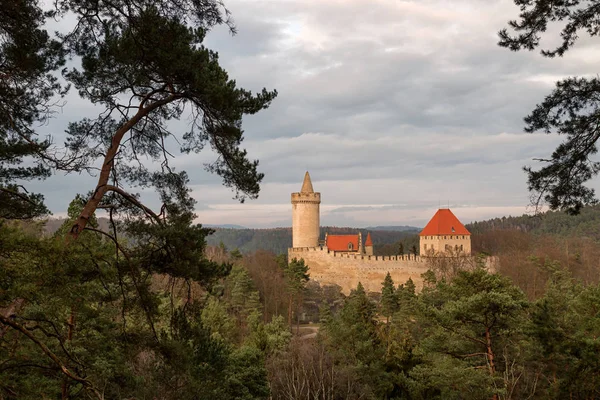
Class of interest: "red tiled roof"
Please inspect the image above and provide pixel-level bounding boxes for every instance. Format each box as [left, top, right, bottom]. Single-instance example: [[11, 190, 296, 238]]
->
[[364, 232, 373, 247], [326, 234, 359, 252], [419, 209, 471, 236]]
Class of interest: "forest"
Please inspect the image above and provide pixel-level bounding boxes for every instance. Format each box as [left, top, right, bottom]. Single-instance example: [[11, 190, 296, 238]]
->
[[3, 217, 600, 399]]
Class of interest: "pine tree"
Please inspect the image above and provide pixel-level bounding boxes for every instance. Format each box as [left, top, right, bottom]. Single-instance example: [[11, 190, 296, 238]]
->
[[380, 272, 398, 322], [529, 267, 600, 398], [281, 257, 309, 331], [0, 1, 279, 397], [415, 268, 529, 398], [499, 0, 600, 213], [0, 0, 64, 219]]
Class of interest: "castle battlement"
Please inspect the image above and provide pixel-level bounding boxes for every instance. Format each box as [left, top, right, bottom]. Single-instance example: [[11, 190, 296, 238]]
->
[[288, 172, 477, 294], [291, 192, 321, 203], [289, 246, 425, 262], [288, 245, 431, 293]]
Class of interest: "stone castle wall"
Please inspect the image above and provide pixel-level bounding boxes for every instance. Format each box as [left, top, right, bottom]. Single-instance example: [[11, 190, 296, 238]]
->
[[419, 234, 471, 255], [288, 246, 430, 294], [291, 192, 320, 248]]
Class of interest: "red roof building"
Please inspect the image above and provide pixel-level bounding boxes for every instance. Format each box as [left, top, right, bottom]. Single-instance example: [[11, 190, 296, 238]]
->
[[326, 234, 360, 252], [419, 209, 471, 256], [419, 209, 470, 236]]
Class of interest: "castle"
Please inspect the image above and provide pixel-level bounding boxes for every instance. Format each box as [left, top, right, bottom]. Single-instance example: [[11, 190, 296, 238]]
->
[[289, 172, 473, 293]]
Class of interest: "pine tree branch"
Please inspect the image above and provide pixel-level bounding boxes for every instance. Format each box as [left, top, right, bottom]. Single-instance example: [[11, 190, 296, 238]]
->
[[0, 314, 104, 400]]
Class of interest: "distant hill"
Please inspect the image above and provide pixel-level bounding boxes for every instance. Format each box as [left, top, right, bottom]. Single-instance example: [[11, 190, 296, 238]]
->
[[205, 224, 247, 229], [206, 226, 419, 255], [365, 225, 420, 232], [44, 206, 600, 255], [43, 217, 111, 234], [466, 205, 600, 240]]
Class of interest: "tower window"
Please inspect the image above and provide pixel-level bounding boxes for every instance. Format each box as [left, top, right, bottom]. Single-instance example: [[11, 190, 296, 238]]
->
[[348, 242, 353, 251], [452, 226, 455, 233]]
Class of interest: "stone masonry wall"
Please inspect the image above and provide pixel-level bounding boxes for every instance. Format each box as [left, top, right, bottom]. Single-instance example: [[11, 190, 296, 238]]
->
[[291, 192, 320, 248], [420, 234, 471, 255], [288, 247, 430, 294]]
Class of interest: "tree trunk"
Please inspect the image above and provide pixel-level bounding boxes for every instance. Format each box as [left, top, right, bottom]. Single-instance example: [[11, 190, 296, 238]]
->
[[296, 300, 300, 335], [485, 326, 498, 400], [68, 94, 179, 240], [288, 294, 293, 331], [0, 298, 24, 340], [62, 308, 76, 399]]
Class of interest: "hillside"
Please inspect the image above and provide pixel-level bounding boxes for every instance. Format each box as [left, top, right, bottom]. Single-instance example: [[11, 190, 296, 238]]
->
[[43, 206, 600, 256], [206, 226, 419, 255], [365, 225, 420, 232], [466, 205, 600, 240]]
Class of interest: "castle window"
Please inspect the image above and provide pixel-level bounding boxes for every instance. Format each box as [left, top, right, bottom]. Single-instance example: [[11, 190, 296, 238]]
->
[[424, 244, 428, 250], [452, 226, 455, 233], [460, 245, 464, 251], [348, 242, 353, 251]]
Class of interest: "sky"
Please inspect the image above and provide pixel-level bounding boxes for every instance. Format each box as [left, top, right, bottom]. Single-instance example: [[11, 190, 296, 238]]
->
[[32, 0, 600, 228]]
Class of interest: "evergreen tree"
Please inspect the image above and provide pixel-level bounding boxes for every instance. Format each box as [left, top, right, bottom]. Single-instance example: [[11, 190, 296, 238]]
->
[[280, 257, 309, 330], [321, 282, 392, 398], [0, 0, 64, 219], [413, 268, 529, 399], [529, 267, 600, 398], [499, 0, 600, 213], [380, 272, 398, 322], [47, 0, 277, 239]]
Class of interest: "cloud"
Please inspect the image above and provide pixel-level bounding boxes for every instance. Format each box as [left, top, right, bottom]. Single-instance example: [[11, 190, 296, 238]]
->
[[28, 0, 600, 228]]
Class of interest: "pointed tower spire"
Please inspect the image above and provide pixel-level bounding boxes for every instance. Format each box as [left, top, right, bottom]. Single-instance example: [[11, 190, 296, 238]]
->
[[364, 232, 373, 255], [301, 171, 314, 193], [292, 171, 321, 248], [365, 232, 373, 247]]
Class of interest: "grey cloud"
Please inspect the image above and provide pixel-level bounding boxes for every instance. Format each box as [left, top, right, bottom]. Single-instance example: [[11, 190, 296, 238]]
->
[[31, 0, 600, 229]]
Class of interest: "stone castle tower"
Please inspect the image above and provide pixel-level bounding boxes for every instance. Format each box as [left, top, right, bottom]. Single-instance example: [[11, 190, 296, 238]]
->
[[288, 172, 486, 294], [291, 172, 321, 248]]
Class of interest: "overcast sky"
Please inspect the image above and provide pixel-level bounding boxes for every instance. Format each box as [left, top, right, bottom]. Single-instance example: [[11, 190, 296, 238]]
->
[[34, 0, 600, 228]]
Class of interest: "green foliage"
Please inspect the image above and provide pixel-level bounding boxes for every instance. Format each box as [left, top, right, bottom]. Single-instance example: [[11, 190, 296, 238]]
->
[[0, 220, 135, 398], [380, 272, 398, 318], [468, 205, 600, 239], [321, 282, 390, 398], [247, 315, 292, 356], [207, 226, 417, 255], [283, 258, 310, 295], [201, 296, 236, 343], [415, 269, 529, 398], [528, 269, 600, 398], [0, 0, 64, 219], [499, 0, 600, 213]]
